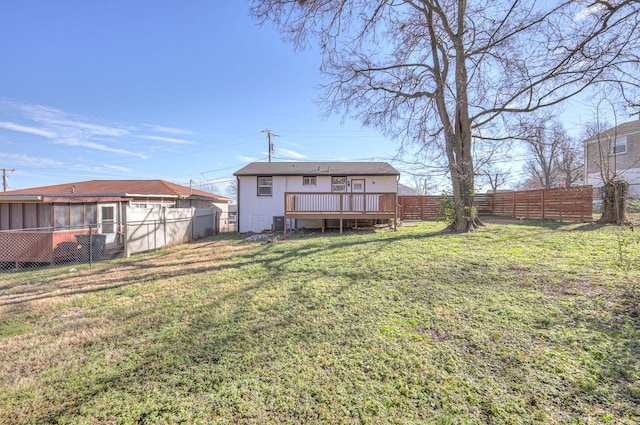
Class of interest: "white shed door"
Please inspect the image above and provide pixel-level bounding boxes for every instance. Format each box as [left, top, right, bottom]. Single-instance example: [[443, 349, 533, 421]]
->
[[98, 203, 117, 246]]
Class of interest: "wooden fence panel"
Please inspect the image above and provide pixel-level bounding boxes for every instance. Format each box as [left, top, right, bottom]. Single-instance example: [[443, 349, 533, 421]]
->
[[397, 195, 443, 220], [398, 186, 592, 223]]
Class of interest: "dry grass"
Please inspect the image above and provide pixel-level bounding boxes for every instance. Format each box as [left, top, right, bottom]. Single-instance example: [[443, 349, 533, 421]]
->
[[1, 222, 639, 424]]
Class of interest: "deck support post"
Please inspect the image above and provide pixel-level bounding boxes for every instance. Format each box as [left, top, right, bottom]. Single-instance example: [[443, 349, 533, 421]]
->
[[322, 219, 325, 233], [394, 197, 398, 231], [339, 218, 343, 235]]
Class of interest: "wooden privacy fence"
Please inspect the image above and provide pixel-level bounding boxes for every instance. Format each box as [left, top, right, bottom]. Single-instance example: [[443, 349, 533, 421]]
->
[[398, 186, 593, 223]]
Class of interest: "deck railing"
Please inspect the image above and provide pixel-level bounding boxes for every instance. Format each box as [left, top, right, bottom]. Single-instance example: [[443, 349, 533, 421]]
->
[[285, 192, 397, 215]]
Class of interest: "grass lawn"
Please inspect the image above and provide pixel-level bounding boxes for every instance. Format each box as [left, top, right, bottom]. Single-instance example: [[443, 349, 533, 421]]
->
[[1, 219, 639, 424]]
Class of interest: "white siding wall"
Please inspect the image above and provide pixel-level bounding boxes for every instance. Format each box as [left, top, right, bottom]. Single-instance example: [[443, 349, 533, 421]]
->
[[238, 174, 398, 233], [586, 168, 640, 199], [238, 176, 286, 233]]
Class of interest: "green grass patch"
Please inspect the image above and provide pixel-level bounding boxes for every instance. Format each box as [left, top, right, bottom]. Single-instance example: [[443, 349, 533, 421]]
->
[[0, 221, 639, 424]]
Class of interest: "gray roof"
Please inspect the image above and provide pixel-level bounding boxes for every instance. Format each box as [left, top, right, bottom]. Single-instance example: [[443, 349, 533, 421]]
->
[[583, 120, 640, 144], [234, 162, 400, 176]]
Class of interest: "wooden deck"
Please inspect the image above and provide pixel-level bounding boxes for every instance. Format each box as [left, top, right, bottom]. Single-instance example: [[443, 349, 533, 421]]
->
[[284, 192, 397, 236]]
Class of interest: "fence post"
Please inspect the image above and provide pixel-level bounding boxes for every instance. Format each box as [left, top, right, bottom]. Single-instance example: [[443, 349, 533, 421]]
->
[[89, 224, 93, 267], [541, 189, 545, 220], [154, 220, 157, 252], [163, 209, 167, 248], [489, 192, 496, 215]]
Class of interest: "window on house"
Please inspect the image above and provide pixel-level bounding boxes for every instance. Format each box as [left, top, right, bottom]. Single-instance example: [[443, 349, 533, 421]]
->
[[303, 176, 317, 186], [37, 204, 52, 228], [85, 204, 97, 226], [54, 204, 70, 230], [0, 204, 8, 230], [352, 181, 364, 192], [71, 204, 85, 229], [331, 176, 347, 192], [257, 176, 273, 197], [23, 204, 37, 229], [613, 137, 627, 154]]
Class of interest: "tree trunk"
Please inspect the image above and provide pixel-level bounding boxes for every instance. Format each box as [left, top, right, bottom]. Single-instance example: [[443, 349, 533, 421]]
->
[[449, 167, 482, 232], [447, 130, 482, 233], [446, 2, 482, 233], [598, 180, 628, 224]]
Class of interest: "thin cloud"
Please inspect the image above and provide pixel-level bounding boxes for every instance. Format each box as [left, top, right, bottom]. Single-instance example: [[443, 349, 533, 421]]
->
[[574, 3, 606, 22], [0, 152, 64, 167], [0, 99, 150, 158], [103, 164, 133, 172], [53, 139, 148, 159], [46, 118, 129, 137], [236, 155, 259, 163], [9, 101, 128, 136], [136, 135, 197, 145], [143, 124, 197, 135], [276, 148, 307, 159], [0, 121, 56, 138]]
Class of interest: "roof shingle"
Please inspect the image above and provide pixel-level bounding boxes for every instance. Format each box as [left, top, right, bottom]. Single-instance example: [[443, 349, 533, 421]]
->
[[0, 180, 228, 201], [234, 161, 400, 176]]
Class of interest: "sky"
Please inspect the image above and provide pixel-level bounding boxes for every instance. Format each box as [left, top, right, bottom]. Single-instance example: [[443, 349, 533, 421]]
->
[[0, 1, 628, 196], [0, 1, 401, 196]]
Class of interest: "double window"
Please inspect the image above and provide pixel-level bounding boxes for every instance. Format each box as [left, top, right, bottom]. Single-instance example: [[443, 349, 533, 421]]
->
[[257, 176, 273, 197], [303, 176, 316, 186], [331, 176, 347, 192]]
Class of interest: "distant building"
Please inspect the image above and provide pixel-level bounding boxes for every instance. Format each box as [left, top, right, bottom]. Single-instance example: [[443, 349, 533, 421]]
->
[[398, 183, 418, 196], [234, 161, 400, 233], [583, 120, 640, 198]]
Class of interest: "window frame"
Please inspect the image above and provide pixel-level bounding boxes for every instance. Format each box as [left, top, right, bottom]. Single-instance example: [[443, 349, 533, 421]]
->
[[331, 176, 347, 192], [257, 176, 273, 197], [302, 176, 317, 186], [613, 137, 627, 155]]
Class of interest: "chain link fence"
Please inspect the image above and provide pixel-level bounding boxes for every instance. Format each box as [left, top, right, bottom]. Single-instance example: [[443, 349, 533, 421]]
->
[[0, 208, 235, 273]]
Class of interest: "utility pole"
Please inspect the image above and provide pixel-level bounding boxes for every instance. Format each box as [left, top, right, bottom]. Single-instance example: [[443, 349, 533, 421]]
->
[[261, 129, 278, 162], [1, 168, 15, 192]]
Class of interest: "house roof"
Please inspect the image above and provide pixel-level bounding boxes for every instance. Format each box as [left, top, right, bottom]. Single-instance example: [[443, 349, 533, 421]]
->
[[234, 161, 400, 176], [0, 180, 230, 202], [583, 120, 640, 143]]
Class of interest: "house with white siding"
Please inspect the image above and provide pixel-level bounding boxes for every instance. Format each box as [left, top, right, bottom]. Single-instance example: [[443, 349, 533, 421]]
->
[[234, 162, 400, 234], [584, 120, 640, 198]]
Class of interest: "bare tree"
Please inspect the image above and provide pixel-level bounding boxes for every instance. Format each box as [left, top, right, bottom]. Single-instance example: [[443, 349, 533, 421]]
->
[[516, 116, 583, 190], [410, 175, 438, 195], [225, 180, 238, 200], [479, 167, 511, 193], [555, 137, 584, 188], [250, 0, 640, 232], [583, 113, 630, 224], [516, 117, 567, 189], [194, 182, 221, 195], [473, 135, 514, 193]]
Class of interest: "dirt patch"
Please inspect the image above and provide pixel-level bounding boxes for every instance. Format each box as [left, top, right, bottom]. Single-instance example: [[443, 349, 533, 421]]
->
[[0, 239, 256, 311], [539, 279, 607, 298]]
